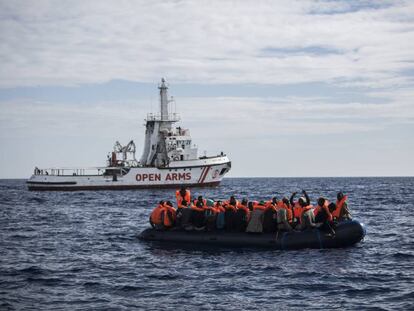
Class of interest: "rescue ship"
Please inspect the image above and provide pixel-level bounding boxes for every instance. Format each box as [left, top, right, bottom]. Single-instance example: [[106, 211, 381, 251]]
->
[[27, 78, 231, 191]]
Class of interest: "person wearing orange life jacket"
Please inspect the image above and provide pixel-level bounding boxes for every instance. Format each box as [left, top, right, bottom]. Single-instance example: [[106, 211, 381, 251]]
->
[[237, 198, 250, 221], [176, 199, 192, 229], [234, 198, 250, 232], [297, 200, 316, 231], [204, 199, 218, 231], [314, 197, 335, 235], [224, 196, 239, 232], [263, 198, 278, 233], [264, 197, 278, 208], [149, 201, 166, 230], [278, 197, 294, 223], [290, 190, 311, 226], [191, 195, 207, 229], [275, 197, 293, 231], [215, 200, 226, 230], [246, 201, 266, 233], [332, 192, 351, 221], [175, 186, 191, 207], [161, 201, 176, 228], [314, 197, 333, 223]]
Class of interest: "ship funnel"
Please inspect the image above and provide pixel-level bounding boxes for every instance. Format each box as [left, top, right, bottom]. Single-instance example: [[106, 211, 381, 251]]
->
[[159, 78, 168, 120]]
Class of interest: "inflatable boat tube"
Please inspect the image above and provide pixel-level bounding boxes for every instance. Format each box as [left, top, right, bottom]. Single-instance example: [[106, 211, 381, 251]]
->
[[139, 220, 366, 250]]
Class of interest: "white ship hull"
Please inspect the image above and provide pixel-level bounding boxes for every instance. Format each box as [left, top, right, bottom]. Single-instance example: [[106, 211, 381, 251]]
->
[[27, 79, 232, 191], [27, 156, 230, 191]]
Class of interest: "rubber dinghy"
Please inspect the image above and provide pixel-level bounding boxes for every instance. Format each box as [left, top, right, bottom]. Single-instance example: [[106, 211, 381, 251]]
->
[[139, 220, 366, 250]]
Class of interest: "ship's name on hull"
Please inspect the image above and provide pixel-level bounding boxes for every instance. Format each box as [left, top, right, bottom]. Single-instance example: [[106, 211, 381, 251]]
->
[[135, 172, 192, 182]]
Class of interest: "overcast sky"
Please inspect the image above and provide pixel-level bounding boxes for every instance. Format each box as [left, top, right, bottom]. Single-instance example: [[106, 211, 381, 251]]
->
[[1, 0, 414, 178]]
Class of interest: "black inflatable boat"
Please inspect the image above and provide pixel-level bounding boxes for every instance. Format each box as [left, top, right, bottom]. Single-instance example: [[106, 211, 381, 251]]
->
[[139, 220, 366, 250]]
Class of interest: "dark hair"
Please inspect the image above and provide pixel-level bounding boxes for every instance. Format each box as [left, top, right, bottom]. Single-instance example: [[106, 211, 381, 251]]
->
[[328, 202, 337, 213], [166, 201, 173, 207], [248, 202, 254, 211], [282, 197, 289, 205], [241, 198, 248, 205], [229, 196, 237, 206], [180, 188, 187, 197], [159, 200, 164, 205], [181, 200, 187, 206], [317, 197, 326, 207], [337, 192, 344, 201], [272, 197, 278, 204]]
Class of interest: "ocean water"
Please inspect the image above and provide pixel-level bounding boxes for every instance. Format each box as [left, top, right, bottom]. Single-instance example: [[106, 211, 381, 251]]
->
[[0, 177, 413, 310]]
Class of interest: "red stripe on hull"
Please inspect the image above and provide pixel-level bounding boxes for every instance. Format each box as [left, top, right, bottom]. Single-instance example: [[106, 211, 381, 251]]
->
[[27, 181, 221, 191], [200, 166, 211, 184], [197, 167, 207, 183]]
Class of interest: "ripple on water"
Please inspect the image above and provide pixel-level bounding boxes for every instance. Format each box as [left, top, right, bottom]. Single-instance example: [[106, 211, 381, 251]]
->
[[0, 178, 413, 310]]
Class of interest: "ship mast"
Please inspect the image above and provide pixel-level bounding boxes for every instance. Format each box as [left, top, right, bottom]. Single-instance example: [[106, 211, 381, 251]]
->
[[159, 78, 169, 121]]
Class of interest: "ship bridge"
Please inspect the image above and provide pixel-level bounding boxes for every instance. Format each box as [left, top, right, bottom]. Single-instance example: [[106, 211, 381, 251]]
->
[[139, 78, 198, 167]]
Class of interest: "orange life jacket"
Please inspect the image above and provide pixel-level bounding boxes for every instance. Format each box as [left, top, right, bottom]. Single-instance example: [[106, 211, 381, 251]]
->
[[314, 200, 330, 216], [213, 202, 225, 213], [265, 204, 277, 212], [332, 196, 348, 219], [150, 204, 164, 225], [314, 203, 333, 222], [293, 202, 302, 219], [224, 199, 238, 211], [162, 205, 176, 227], [253, 202, 266, 211], [237, 203, 250, 219], [301, 204, 313, 217], [176, 189, 191, 206], [277, 201, 293, 222]]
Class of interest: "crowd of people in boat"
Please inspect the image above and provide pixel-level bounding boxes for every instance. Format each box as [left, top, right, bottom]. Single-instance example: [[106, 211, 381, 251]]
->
[[149, 187, 351, 235]]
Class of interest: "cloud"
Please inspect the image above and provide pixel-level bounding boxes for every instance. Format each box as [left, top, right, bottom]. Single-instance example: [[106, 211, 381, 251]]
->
[[0, 0, 414, 88]]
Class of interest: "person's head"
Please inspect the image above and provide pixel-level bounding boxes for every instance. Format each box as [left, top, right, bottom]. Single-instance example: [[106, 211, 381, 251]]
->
[[298, 197, 306, 207], [282, 197, 289, 205], [230, 196, 236, 205], [317, 197, 326, 207], [272, 197, 278, 204], [337, 192, 344, 201], [197, 195, 203, 201], [180, 186, 187, 196], [328, 202, 337, 213], [259, 200, 265, 206], [241, 198, 248, 205], [159, 200, 164, 205], [181, 199, 188, 206], [216, 200, 222, 206], [248, 202, 254, 211], [166, 201, 173, 207]]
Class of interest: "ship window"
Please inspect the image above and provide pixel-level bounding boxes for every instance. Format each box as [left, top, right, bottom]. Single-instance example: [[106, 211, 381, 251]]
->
[[219, 168, 227, 175]]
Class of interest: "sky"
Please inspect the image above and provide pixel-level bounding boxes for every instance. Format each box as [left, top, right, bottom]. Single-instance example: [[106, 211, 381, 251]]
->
[[0, 0, 414, 178]]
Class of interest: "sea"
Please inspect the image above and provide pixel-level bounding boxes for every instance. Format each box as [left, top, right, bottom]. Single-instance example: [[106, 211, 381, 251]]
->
[[0, 177, 413, 310]]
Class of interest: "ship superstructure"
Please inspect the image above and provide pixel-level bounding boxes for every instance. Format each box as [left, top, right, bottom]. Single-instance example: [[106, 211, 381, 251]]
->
[[27, 79, 231, 190]]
